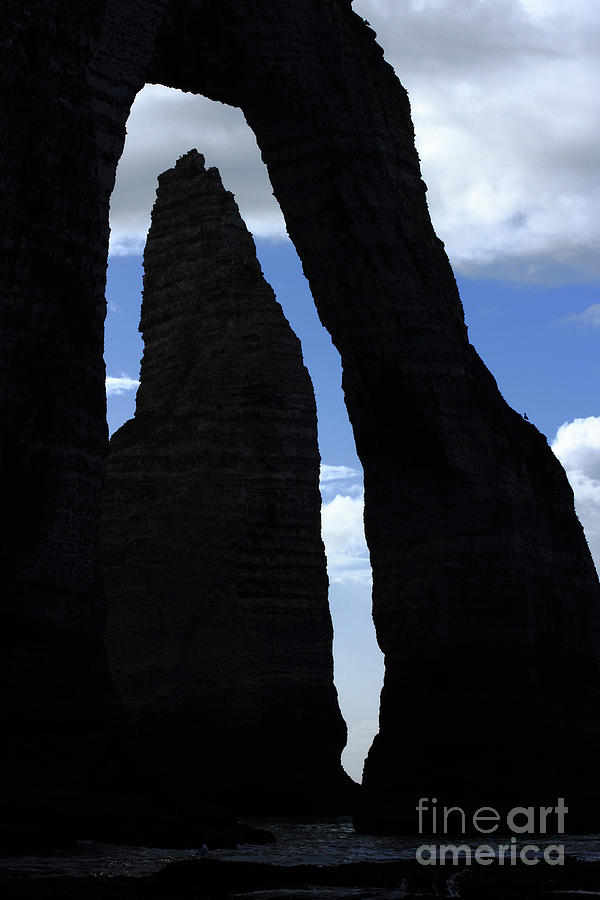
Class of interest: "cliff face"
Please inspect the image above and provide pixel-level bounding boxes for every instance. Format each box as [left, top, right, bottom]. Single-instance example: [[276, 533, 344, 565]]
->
[[148, 3, 600, 831], [0, 3, 137, 841], [101, 150, 350, 812], [2, 0, 600, 838]]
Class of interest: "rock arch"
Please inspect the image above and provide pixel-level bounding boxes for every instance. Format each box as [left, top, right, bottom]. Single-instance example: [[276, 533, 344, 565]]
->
[[2, 0, 599, 835]]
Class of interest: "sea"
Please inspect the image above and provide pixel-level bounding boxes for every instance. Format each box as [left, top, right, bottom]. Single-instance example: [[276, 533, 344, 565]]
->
[[1, 817, 600, 880]]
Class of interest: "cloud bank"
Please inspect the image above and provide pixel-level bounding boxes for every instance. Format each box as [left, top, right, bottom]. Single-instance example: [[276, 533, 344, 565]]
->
[[551, 416, 600, 573], [109, 87, 284, 256], [320, 464, 372, 585], [109, 1, 600, 283], [353, 0, 600, 282]]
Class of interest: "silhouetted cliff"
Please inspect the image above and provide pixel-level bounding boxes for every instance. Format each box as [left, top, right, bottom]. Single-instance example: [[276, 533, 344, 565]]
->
[[2, 0, 599, 840]]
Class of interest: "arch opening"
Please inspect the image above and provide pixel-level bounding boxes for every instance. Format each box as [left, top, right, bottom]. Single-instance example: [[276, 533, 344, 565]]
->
[[104, 84, 384, 785]]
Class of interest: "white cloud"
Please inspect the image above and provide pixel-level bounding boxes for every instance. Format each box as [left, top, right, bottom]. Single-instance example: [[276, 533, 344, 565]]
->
[[108, 2, 600, 283], [560, 303, 600, 327], [319, 463, 364, 503], [353, 0, 600, 282], [551, 417, 600, 572], [321, 492, 372, 585], [106, 374, 140, 396], [320, 464, 361, 483], [109, 85, 284, 256]]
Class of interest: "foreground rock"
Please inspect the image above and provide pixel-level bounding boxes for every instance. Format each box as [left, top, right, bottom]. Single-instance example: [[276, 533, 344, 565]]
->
[[101, 150, 351, 813], [4, 856, 600, 899]]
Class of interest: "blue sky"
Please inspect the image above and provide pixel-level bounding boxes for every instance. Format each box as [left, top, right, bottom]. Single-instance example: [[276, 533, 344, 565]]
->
[[105, 0, 600, 781]]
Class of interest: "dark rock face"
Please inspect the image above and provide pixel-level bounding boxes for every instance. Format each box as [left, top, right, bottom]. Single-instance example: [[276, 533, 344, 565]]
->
[[0, 2, 140, 837], [101, 150, 350, 812], [2, 0, 600, 835]]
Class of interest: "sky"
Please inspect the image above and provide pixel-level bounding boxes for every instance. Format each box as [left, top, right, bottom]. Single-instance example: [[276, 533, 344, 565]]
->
[[104, 0, 600, 782]]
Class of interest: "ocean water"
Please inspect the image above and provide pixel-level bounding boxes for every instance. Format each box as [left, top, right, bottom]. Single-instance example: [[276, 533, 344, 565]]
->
[[2, 818, 600, 881]]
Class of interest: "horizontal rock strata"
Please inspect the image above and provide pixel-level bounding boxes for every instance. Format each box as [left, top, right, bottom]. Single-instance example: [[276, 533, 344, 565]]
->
[[101, 150, 350, 812]]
